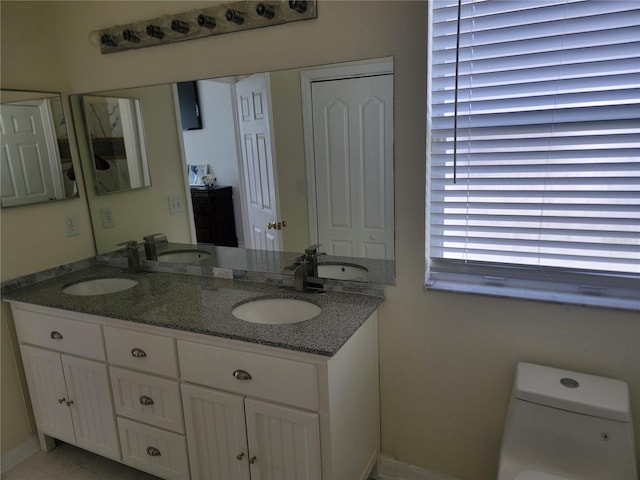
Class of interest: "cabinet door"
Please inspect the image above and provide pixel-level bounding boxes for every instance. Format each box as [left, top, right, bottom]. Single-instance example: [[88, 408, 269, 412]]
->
[[62, 355, 120, 461], [20, 345, 76, 444], [182, 384, 250, 480], [245, 399, 321, 480]]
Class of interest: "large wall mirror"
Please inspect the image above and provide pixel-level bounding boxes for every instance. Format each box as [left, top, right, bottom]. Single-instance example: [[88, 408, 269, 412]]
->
[[1, 90, 78, 207], [70, 57, 395, 284]]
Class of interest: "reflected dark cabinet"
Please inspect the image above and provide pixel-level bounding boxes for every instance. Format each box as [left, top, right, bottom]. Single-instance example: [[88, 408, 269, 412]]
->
[[190, 186, 238, 247]]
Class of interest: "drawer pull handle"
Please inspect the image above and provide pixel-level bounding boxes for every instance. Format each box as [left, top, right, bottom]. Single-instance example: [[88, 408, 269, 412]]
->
[[50, 331, 63, 340], [131, 348, 147, 358], [236, 452, 245, 461], [58, 397, 66, 404], [233, 369, 252, 381], [139, 395, 154, 406], [249, 455, 257, 464], [146, 446, 161, 457]]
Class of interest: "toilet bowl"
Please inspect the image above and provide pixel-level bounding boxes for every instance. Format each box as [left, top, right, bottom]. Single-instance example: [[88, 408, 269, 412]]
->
[[498, 362, 637, 480]]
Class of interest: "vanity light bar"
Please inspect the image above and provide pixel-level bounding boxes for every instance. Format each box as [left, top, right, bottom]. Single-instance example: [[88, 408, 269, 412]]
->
[[89, 1, 317, 54]]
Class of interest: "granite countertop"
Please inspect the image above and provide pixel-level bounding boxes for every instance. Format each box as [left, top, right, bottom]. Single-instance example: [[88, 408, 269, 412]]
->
[[2, 265, 383, 357]]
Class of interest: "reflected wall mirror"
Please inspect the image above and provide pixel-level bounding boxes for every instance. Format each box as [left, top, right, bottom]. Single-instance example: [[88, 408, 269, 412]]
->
[[70, 57, 395, 284], [1, 90, 77, 207], [80, 95, 151, 195]]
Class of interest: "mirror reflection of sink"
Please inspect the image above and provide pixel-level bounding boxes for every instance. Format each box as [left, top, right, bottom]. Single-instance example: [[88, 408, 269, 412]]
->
[[232, 298, 321, 325], [156, 249, 211, 263], [317, 263, 368, 281], [62, 277, 138, 296]]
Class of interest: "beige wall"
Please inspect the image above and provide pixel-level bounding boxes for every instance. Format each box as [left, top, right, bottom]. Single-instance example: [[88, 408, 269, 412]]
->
[[1, 2, 638, 479]]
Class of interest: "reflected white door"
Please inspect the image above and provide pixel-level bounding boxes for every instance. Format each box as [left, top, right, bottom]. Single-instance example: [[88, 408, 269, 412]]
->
[[0, 101, 58, 207], [311, 74, 394, 259], [235, 73, 281, 251]]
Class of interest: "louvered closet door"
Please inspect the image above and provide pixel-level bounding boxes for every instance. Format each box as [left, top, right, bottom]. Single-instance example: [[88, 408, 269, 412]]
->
[[62, 354, 120, 461], [20, 345, 76, 444], [182, 384, 251, 480], [245, 398, 321, 480]]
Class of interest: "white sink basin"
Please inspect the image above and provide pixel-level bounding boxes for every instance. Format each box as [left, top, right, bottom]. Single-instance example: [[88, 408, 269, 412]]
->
[[157, 249, 210, 263], [232, 298, 321, 325], [63, 277, 138, 296], [317, 263, 368, 281]]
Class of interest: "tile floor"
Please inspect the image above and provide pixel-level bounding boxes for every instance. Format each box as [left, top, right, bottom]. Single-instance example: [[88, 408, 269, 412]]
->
[[2, 442, 160, 480]]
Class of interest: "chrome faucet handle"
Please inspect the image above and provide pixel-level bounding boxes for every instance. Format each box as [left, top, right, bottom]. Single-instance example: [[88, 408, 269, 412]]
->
[[117, 240, 139, 249], [305, 244, 321, 256], [143, 233, 167, 244]]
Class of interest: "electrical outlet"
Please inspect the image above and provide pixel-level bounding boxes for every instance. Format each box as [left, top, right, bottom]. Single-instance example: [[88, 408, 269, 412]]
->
[[213, 267, 234, 279], [100, 207, 115, 228], [64, 214, 79, 237], [168, 194, 184, 214]]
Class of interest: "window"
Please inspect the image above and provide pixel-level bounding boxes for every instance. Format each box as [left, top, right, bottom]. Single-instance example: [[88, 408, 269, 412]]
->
[[427, 0, 640, 309]]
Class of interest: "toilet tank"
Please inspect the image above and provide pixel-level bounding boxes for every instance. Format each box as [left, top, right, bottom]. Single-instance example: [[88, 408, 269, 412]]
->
[[498, 362, 638, 480]]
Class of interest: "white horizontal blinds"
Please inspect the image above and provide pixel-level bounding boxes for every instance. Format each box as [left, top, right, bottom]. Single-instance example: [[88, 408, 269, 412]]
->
[[429, 0, 640, 287]]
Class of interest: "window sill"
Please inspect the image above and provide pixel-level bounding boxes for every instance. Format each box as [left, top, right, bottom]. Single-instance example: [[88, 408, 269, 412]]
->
[[426, 280, 640, 312]]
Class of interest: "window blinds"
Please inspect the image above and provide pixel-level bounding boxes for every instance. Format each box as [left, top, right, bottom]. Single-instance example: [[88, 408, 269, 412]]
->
[[428, 0, 640, 306]]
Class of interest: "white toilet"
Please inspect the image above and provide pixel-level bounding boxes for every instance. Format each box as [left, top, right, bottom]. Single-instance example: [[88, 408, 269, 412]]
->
[[498, 362, 638, 480]]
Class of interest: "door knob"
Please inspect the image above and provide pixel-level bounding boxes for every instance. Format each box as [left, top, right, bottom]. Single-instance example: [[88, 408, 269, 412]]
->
[[249, 455, 257, 464], [267, 220, 287, 230], [236, 452, 245, 461]]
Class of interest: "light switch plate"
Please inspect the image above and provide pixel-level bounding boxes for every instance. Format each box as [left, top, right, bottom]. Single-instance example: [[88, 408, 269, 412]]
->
[[64, 214, 79, 237], [168, 194, 184, 214], [100, 207, 115, 228]]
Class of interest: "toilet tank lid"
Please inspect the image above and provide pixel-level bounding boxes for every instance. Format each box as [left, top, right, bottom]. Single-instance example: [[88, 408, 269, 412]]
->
[[514, 363, 631, 422]]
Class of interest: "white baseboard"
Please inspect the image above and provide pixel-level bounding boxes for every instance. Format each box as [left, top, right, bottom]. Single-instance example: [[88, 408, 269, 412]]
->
[[1, 434, 40, 473], [377, 455, 461, 480]]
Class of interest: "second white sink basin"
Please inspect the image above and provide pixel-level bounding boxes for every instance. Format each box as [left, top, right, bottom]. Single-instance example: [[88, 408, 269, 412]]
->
[[232, 298, 321, 325], [317, 263, 368, 281], [63, 277, 138, 296], [157, 249, 210, 263]]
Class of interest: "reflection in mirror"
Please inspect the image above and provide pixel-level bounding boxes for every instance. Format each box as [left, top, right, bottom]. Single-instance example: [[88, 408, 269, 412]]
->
[[1, 90, 77, 207], [81, 95, 151, 194], [72, 58, 395, 284]]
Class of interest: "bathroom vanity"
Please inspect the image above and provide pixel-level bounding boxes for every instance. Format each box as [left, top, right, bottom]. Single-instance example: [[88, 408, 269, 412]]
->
[[4, 265, 381, 480]]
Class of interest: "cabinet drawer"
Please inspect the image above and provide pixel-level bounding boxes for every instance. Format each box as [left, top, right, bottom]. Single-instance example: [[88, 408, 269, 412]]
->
[[117, 417, 189, 480], [110, 367, 184, 433], [13, 308, 105, 361], [178, 340, 318, 411], [104, 327, 178, 378]]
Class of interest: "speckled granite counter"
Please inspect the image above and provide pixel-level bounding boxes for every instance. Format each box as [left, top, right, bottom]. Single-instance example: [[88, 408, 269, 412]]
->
[[2, 265, 383, 357]]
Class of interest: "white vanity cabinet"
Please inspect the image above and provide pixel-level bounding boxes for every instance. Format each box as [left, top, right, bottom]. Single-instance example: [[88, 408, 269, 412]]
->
[[178, 311, 380, 480], [13, 307, 120, 461], [9, 301, 380, 480]]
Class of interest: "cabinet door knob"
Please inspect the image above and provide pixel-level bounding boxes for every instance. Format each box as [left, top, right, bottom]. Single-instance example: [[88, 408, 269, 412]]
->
[[66, 400, 74, 406], [131, 348, 147, 358], [146, 446, 161, 457], [236, 452, 245, 461], [233, 369, 252, 381], [249, 455, 257, 464], [58, 397, 66, 404], [139, 395, 154, 406], [50, 331, 63, 340]]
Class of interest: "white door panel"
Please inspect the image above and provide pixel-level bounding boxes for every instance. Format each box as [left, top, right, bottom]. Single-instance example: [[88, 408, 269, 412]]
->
[[236, 74, 281, 251], [1, 102, 58, 207], [312, 74, 394, 259]]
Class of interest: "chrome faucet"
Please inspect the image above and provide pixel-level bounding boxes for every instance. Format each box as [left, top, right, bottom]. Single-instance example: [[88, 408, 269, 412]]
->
[[143, 233, 168, 261], [117, 240, 142, 273], [286, 244, 325, 293]]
